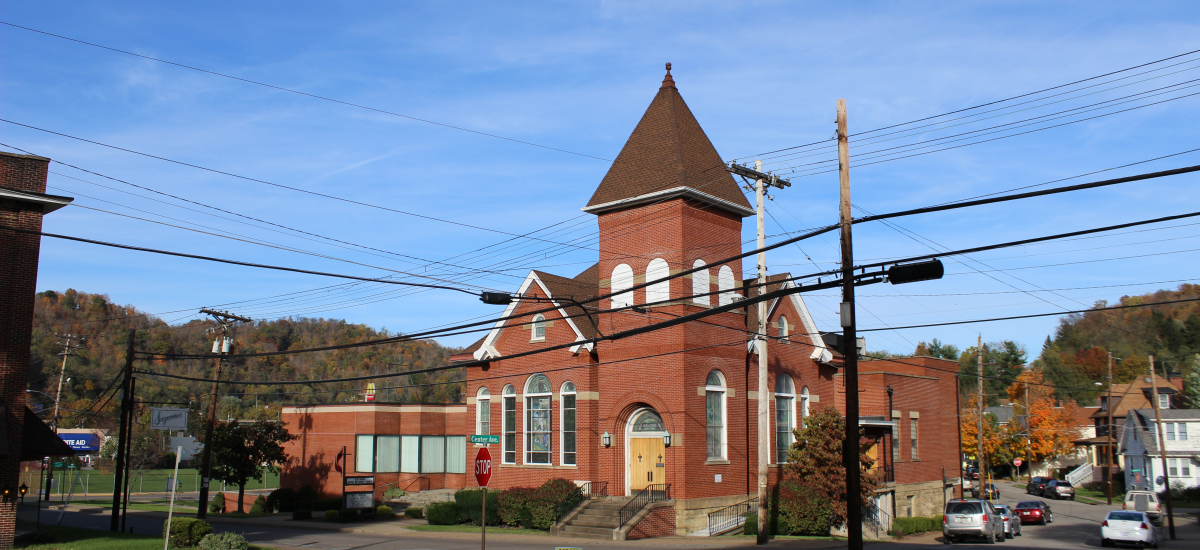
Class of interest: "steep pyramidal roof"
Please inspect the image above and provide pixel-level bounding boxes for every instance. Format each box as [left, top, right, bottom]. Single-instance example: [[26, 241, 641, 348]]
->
[[584, 64, 753, 217]]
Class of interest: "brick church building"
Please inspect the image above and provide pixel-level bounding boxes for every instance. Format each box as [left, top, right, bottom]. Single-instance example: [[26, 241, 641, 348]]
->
[[283, 66, 962, 537]]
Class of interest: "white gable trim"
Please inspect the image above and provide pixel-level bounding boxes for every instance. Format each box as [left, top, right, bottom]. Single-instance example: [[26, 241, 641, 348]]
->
[[472, 271, 595, 361], [784, 281, 833, 363]]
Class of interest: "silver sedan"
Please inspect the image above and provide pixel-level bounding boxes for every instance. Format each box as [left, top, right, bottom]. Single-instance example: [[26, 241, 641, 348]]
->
[[992, 504, 1022, 539]]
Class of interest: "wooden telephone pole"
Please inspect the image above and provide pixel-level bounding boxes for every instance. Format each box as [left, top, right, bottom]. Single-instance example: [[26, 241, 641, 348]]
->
[[977, 334, 986, 499], [1106, 352, 1114, 505], [837, 99, 863, 550], [1147, 356, 1175, 539], [196, 309, 251, 519]]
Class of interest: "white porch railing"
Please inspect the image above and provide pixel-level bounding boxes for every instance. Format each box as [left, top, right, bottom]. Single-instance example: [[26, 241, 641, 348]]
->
[[1066, 462, 1092, 486]]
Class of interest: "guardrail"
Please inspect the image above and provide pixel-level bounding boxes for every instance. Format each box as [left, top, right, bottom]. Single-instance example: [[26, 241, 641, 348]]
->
[[707, 497, 756, 536], [1065, 463, 1092, 487], [862, 501, 890, 539], [618, 483, 670, 527], [580, 481, 608, 499]]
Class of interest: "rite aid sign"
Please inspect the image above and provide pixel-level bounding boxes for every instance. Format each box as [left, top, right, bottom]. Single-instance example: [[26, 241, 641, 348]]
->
[[58, 433, 101, 452]]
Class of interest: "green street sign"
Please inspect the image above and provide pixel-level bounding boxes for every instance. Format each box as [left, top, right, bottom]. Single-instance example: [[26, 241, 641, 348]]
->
[[470, 434, 500, 445], [52, 462, 63, 468]]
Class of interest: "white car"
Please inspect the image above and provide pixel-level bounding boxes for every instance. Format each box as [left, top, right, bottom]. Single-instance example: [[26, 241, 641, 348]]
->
[[1101, 510, 1158, 548]]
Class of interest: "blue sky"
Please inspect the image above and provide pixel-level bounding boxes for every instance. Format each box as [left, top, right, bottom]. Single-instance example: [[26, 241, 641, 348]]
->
[[3, 1, 1199, 358]]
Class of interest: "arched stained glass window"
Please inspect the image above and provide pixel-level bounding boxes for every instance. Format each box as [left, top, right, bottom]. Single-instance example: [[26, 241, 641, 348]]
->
[[525, 374, 552, 464], [632, 410, 665, 433], [706, 370, 726, 459], [531, 314, 546, 340]]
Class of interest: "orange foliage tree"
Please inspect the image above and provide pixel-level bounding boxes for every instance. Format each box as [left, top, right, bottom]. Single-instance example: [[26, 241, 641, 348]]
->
[[1004, 369, 1083, 464]]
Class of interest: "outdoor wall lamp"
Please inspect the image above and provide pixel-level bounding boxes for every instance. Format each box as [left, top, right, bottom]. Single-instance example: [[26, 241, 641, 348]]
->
[[663, 430, 671, 447], [19, 483, 28, 498], [602, 431, 611, 447]]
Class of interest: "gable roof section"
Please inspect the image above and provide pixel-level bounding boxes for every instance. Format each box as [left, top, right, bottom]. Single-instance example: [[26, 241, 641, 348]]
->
[[583, 66, 752, 217], [472, 265, 599, 360], [744, 274, 832, 363], [1090, 374, 1177, 420]]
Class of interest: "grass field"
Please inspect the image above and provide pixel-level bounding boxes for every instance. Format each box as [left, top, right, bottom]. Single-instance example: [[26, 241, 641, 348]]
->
[[19, 469, 281, 496], [20, 525, 274, 550], [66, 499, 199, 513], [404, 525, 548, 535]]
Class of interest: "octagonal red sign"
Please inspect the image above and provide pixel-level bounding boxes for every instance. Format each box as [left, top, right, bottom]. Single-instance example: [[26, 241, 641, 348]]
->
[[475, 447, 493, 487]]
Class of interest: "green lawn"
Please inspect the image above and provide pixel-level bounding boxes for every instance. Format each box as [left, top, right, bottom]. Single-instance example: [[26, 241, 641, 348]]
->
[[20, 469, 281, 495], [404, 525, 549, 535], [20, 525, 274, 550], [67, 499, 198, 514]]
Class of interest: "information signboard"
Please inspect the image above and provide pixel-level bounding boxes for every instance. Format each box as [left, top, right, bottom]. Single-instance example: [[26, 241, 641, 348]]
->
[[345, 476, 375, 486], [344, 492, 374, 510], [151, 408, 189, 431]]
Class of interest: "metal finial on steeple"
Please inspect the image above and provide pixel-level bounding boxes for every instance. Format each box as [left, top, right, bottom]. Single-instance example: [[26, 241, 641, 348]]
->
[[662, 62, 675, 88]]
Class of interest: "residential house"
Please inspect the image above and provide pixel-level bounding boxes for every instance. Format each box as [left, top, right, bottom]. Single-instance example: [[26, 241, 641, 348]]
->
[[1118, 408, 1200, 491]]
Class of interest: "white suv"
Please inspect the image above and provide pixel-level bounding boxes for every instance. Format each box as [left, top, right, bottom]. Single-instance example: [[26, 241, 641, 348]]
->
[[1123, 491, 1162, 522]]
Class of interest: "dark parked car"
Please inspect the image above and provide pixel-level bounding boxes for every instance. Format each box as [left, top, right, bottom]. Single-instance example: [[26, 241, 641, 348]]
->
[[1046, 479, 1075, 500], [1026, 476, 1050, 496], [972, 482, 1001, 500], [1015, 500, 1054, 525]]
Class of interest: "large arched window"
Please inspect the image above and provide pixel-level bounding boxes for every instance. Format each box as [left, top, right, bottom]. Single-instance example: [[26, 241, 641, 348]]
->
[[645, 258, 670, 305], [706, 370, 727, 460], [560, 381, 576, 466], [775, 374, 795, 463], [477, 387, 491, 435], [531, 314, 546, 341], [502, 385, 517, 464], [692, 259, 710, 306], [525, 374, 552, 464], [800, 386, 810, 428], [718, 265, 737, 306], [778, 316, 789, 342], [611, 263, 634, 308]]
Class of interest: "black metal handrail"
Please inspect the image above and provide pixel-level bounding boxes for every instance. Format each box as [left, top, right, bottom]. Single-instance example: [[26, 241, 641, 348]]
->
[[707, 497, 756, 535], [618, 483, 670, 527], [581, 481, 608, 499], [881, 464, 895, 483], [378, 475, 429, 499], [862, 500, 889, 539]]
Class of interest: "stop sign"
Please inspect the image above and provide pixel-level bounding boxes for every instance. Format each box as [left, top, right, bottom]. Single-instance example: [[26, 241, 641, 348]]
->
[[475, 447, 493, 487], [1013, 458, 1023, 467]]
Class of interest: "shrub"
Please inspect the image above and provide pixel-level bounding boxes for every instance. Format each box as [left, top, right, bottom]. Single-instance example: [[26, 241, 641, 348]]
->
[[338, 508, 358, 523], [30, 532, 56, 544], [891, 516, 942, 537], [376, 505, 393, 518], [526, 479, 584, 530], [311, 497, 342, 511], [209, 493, 225, 514], [297, 485, 318, 509], [383, 487, 406, 500], [743, 512, 779, 536], [249, 495, 268, 514], [324, 510, 338, 521], [269, 488, 298, 513], [777, 480, 833, 536], [426, 501, 463, 525], [198, 532, 249, 550], [292, 509, 312, 520], [404, 507, 424, 519], [497, 487, 536, 527], [164, 518, 213, 548], [455, 489, 502, 526]]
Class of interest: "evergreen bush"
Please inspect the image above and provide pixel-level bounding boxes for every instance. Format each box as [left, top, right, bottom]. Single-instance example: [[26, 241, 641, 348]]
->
[[164, 518, 213, 547], [337, 508, 358, 523], [404, 507, 424, 519], [454, 489, 501, 525], [376, 505, 393, 518], [269, 488, 298, 512], [198, 532, 249, 550], [297, 485, 318, 509], [777, 480, 833, 535], [311, 497, 342, 511], [426, 501, 462, 525], [891, 516, 941, 537], [249, 495, 268, 514], [497, 487, 535, 527], [209, 493, 225, 514], [323, 510, 338, 521], [526, 479, 584, 530]]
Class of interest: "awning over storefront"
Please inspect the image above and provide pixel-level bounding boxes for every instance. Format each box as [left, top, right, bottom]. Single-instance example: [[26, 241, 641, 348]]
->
[[21, 407, 76, 461]]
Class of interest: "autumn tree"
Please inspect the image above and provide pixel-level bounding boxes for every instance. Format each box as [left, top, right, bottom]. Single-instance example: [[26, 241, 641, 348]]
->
[[1004, 369, 1083, 466], [959, 407, 1006, 476], [785, 407, 882, 528], [198, 419, 296, 513]]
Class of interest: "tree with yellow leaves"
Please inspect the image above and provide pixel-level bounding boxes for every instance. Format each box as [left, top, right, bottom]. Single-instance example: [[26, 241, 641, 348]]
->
[[1004, 369, 1083, 466]]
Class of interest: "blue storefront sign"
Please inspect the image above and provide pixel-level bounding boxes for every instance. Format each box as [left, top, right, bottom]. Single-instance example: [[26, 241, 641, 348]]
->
[[59, 433, 101, 452]]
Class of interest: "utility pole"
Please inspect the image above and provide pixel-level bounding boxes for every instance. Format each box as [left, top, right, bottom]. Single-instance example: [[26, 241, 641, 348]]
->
[[1106, 352, 1114, 505], [977, 334, 986, 500], [45, 334, 83, 501], [196, 309, 251, 519], [110, 329, 135, 531], [837, 98, 863, 550], [728, 159, 789, 546], [1147, 355, 1175, 539], [1023, 383, 1031, 486]]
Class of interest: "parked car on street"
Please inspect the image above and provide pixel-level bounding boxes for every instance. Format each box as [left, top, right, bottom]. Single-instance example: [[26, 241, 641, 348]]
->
[[1046, 479, 1075, 500], [992, 504, 1022, 539], [1101, 510, 1158, 548], [1123, 491, 1162, 523], [1014, 500, 1053, 525], [1026, 476, 1050, 496], [943, 498, 1005, 544], [972, 482, 1001, 499]]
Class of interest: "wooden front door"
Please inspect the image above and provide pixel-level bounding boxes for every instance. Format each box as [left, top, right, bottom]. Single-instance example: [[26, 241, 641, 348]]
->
[[630, 437, 666, 492]]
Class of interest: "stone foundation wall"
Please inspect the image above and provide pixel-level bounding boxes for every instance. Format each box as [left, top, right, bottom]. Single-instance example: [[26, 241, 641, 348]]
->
[[673, 493, 754, 535], [893, 479, 953, 518]]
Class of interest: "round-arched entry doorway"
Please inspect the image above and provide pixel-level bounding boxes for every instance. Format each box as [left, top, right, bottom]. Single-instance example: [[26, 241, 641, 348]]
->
[[625, 408, 666, 495]]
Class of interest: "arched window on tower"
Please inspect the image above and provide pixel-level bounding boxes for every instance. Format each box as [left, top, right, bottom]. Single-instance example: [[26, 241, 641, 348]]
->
[[778, 315, 789, 342], [692, 259, 710, 306], [718, 265, 736, 306], [645, 258, 670, 305], [531, 314, 546, 341], [611, 263, 634, 308]]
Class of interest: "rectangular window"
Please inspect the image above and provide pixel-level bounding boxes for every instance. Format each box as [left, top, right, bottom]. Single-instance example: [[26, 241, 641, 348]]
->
[[376, 435, 400, 473], [1167, 423, 1176, 440], [526, 395, 552, 464], [1183, 460, 1192, 477], [775, 396, 793, 463], [400, 435, 420, 473], [1179, 422, 1188, 440], [1168, 458, 1178, 477], [1158, 394, 1170, 409], [562, 394, 577, 466], [892, 429, 901, 463], [706, 390, 724, 459], [445, 436, 466, 474], [910, 418, 919, 460], [478, 398, 490, 435], [503, 395, 517, 464], [421, 435, 446, 473], [355, 435, 375, 473]]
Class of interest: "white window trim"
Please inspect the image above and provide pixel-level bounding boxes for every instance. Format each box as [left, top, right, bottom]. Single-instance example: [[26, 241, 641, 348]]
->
[[717, 265, 737, 306], [560, 382, 577, 466], [502, 385, 517, 464], [611, 263, 635, 308], [646, 258, 670, 305], [706, 370, 727, 460], [775, 374, 795, 464], [1158, 394, 1170, 410], [778, 315, 789, 342], [800, 386, 810, 425], [692, 259, 710, 305], [531, 314, 546, 342], [477, 387, 491, 436]]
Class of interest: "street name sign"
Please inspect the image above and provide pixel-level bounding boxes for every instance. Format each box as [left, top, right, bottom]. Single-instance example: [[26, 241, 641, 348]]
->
[[470, 434, 500, 445]]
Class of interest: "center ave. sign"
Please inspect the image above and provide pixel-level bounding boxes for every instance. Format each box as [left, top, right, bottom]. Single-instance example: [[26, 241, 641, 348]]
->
[[475, 447, 492, 487]]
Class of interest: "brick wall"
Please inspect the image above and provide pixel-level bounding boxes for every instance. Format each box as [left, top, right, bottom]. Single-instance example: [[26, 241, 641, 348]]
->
[[625, 504, 676, 539], [0, 152, 50, 549]]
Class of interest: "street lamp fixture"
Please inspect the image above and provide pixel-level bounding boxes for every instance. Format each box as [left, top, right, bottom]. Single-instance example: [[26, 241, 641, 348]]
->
[[602, 431, 611, 447], [663, 430, 671, 447]]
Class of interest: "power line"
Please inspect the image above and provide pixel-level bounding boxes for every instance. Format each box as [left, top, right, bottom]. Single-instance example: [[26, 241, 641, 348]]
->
[[856, 297, 1200, 333]]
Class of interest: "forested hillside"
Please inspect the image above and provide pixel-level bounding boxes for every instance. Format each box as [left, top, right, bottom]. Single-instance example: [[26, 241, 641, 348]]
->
[[28, 289, 466, 431]]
